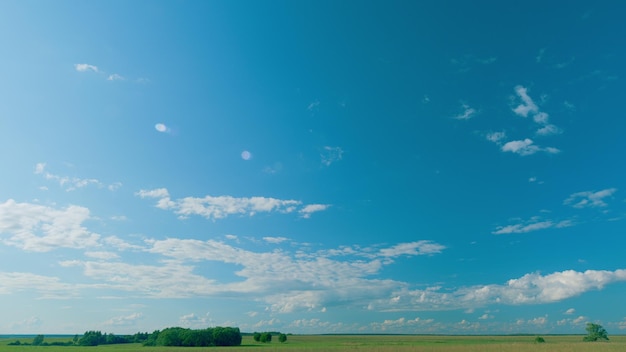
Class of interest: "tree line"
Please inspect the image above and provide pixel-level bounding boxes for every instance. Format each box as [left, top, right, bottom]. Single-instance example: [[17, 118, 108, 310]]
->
[[8, 327, 242, 347]]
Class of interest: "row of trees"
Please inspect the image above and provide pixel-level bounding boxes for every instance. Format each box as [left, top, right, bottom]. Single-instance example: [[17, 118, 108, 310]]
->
[[142, 327, 242, 347], [252, 331, 287, 343]]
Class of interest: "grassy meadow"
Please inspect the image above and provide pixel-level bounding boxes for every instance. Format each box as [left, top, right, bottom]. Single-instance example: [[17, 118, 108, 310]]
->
[[2, 334, 625, 352]]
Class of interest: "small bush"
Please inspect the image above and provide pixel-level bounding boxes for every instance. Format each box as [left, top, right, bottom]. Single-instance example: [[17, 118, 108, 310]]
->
[[535, 336, 545, 343]]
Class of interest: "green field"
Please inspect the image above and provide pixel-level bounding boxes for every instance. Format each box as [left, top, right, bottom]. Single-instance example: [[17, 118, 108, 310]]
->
[[2, 335, 625, 351]]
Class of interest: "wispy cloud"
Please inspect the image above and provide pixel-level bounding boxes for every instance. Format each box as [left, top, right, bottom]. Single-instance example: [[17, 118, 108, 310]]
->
[[75, 63, 99, 72], [486, 131, 506, 144], [512, 86, 562, 137], [263, 236, 289, 244], [492, 217, 573, 234], [454, 104, 476, 120], [135, 188, 330, 220], [378, 241, 446, 257], [102, 313, 143, 327], [321, 146, 343, 166], [107, 73, 124, 81], [564, 188, 617, 208], [34, 163, 121, 192]]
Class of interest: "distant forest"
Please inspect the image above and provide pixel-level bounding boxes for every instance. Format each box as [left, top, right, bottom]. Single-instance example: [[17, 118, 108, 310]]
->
[[7, 327, 242, 347]]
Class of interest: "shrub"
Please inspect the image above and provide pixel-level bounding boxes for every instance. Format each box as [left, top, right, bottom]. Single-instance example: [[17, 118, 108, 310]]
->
[[534, 336, 545, 343]]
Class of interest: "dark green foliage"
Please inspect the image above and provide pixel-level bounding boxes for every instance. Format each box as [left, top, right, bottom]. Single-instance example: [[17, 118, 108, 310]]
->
[[583, 322, 609, 341], [259, 332, 272, 343], [534, 336, 545, 343], [79, 331, 105, 346], [213, 327, 242, 346], [253, 332, 261, 342], [279, 333, 287, 343], [143, 326, 241, 347], [32, 334, 45, 346], [7, 340, 21, 346]]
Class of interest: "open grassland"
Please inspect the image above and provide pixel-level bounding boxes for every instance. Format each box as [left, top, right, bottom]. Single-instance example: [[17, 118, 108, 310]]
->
[[2, 335, 626, 352]]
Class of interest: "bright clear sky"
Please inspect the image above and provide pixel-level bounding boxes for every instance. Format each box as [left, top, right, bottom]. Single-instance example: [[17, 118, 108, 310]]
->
[[1, 0, 626, 335]]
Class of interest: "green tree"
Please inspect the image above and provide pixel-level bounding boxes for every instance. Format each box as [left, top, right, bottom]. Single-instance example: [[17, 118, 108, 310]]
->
[[278, 333, 287, 343], [253, 332, 261, 342], [259, 332, 272, 343], [534, 336, 545, 343], [32, 335, 45, 346], [583, 322, 609, 341]]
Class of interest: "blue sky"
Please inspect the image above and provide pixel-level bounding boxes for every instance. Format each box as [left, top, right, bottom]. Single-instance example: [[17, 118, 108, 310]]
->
[[1, 0, 626, 335]]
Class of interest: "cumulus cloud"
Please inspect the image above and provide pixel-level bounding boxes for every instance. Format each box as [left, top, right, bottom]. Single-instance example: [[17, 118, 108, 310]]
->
[[75, 63, 99, 72], [372, 268, 626, 312], [501, 139, 560, 156], [512, 86, 538, 117], [0, 199, 100, 252], [564, 188, 617, 208], [135, 188, 329, 220]]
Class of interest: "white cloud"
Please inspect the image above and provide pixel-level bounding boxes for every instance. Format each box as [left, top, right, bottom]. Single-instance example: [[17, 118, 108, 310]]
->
[[179, 313, 212, 328], [107, 73, 124, 81], [136, 188, 170, 199], [136, 188, 329, 220], [486, 131, 506, 144], [34, 163, 46, 174], [108, 182, 123, 191], [374, 268, 626, 312], [0, 271, 80, 299], [511, 86, 563, 139], [454, 104, 476, 120], [565, 308, 575, 315], [501, 139, 560, 156], [536, 124, 562, 136], [492, 218, 573, 235], [564, 188, 617, 208], [35, 163, 120, 192], [85, 251, 120, 260], [378, 241, 446, 257], [512, 86, 538, 117], [321, 146, 344, 166], [263, 236, 289, 244], [299, 204, 330, 218], [0, 199, 100, 252], [307, 100, 320, 111], [75, 63, 99, 72], [102, 313, 143, 326]]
